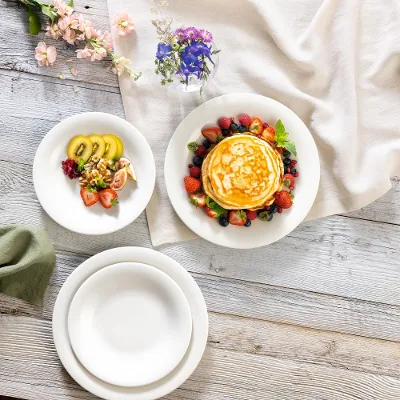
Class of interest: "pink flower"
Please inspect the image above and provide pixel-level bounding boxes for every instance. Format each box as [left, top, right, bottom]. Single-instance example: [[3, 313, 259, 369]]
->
[[53, 0, 73, 17], [62, 27, 77, 44], [35, 42, 57, 66], [112, 56, 131, 75], [69, 66, 78, 76], [58, 15, 79, 31], [46, 23, 62, 40], [91, 47, 107, 61], [76, 46, 93, 59], [100, 31, 113, 51], [113, 13, 135, 36]]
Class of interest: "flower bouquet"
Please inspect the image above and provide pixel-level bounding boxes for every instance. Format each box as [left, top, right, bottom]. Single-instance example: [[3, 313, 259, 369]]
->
[[154, 26, 220, 92]]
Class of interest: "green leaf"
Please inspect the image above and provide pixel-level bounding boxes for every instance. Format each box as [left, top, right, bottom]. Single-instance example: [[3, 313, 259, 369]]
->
[[111, 198, 119, 207], [95, 178, 107, 189], [205, 196, 226, 217], [187, 142, 199, 152], [77, 158, 85, 172], [27, 6, 41, 35], [189, 197, 199, 208], [275, 120, 286, 138], [282, 140, 297, 156], [41, 5, 58, 23], [216, 134, 224, 143], [238, 210, 247, 221], [67, 0, 73, 6], [211, 50, 222, 55], [86, 185, 97, 193]]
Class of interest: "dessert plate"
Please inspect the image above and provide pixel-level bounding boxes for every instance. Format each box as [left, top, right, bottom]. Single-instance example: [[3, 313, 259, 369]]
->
[[164, 93, 320, 249], [53, 247, 208, 400], [33, 113, 155, 235], [68, 262, 192, 387]]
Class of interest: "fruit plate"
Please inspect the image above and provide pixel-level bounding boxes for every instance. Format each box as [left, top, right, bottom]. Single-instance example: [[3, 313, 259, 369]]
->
[[164, 93, 320, 249], [33, 112, 155, 235]]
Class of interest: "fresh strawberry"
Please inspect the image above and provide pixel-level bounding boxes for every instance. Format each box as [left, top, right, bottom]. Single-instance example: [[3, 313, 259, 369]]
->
[[205, 206, 218, 218], [238, 114, 252, 126], [274, 191, 293, 209], [184, 176, 201, 194], [189, 165, 201, 178], [276, 146, 284, 154], [202, 127, 222, 143], [228, 210, 247, 226], [98, 188, 118, 209], [282, 174, 295, 188], [217, 117, 231, 130], [80, 187, 99, 207], [261, 126, 275, 142], [246, 210, 257, 221], [189, 192, 206, 208], [195, 145, 207, 157], [249, 118, 263, 135]]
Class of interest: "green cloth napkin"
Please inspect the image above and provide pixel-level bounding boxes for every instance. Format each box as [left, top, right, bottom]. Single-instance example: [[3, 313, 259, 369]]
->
[[0, 225, 56, 305]]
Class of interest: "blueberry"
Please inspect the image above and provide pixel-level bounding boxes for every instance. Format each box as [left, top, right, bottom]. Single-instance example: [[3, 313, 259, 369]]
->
[[202, 139, 211, 149], [266, 213, 274, 221], [221, 129, 230, 137], [193, 156, 203, 167], [270, 204, 278, 214], [230, 123, 239, 132], [219, 216, 229, 227], [290, 167, 297, 175], [244, 219, 251, 227], [238, 125, 247, 133], [283, 150, 291, 158], [283, 158, 291, 165]]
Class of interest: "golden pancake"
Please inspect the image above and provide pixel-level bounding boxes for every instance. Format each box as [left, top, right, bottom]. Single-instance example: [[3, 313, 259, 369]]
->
[[202, 134, 283, 210]]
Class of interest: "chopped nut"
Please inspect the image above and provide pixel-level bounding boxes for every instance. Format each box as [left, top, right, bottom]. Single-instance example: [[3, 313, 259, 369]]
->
[[105, 170, 111, 176], [92, 155, 100, 163], [89, 179, 96, 186], [92, 170, 99, 177]]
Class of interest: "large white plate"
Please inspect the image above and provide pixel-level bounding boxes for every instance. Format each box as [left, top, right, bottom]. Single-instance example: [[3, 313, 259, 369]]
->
[[53, 247, 208, 400], [164, 93, 320, 249], [68, 262, 192, 387], [33, 113, 155, 235]]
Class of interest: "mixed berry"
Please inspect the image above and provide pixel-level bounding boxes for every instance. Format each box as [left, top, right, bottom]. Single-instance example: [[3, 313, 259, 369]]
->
[[184, 114, 298, 228]]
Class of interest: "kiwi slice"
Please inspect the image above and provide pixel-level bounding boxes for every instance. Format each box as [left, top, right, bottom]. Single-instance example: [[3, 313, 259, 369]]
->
[[67, 136, 93, 163], [102, 135, 119, 160], [89, 134, 106, 157], [113, 135, 124, 159]]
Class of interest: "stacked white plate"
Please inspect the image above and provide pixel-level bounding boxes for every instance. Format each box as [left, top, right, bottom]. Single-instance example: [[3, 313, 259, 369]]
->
[[53, 247, 208, 400]]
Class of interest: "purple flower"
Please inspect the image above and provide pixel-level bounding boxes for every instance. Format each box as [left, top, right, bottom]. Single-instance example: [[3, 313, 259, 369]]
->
[[175, 28, 185, 42], [198, 29, 213, 43], [156, 42, 172, 60], [184, 26, 199, 41], [177, 62, 202, 85], [181, 45, 199, 65]]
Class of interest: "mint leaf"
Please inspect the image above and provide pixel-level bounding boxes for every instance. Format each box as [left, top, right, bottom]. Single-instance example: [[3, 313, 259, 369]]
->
[[27, 6, 41, 35], [95, 178, 107, 189], [111, 198, 119, 207], [206, 196, 226, 217], [77, 158, 85, 172], [274, 120, 286, 141], [187, 142, 199, 152], [86, 185, 97, 193], [282, 140, 297, 156]]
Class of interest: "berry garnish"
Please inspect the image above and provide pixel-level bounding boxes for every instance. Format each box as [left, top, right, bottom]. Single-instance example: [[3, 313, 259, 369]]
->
[[290, 159, 297, 167], [262, 122, 269, 129], [184, 176, 201, 194], [290, 168, 297, 175], [202, 139, 211, 149], [230, 123, 239, 132], [277, 207, 283, 213], [238, 114, 252, 126], [274, 191, 293, 209], [249, 118, 263, 135], [261, 127, 275, 142], [218, 117, 231, 130], [283, 174, 295, 188], [289, 185, 295, 190], [189, 165, 201, 178], [189, 192, 206, 208], [283, 149, 291, 158], [228, 210, 247, 226], [238, 125, 247, 133], [219, 216, 229, 227], [187, 141, 199, 152], [244, 219, 251, 227], [98, 188, 119, 209], [221, 129, 230, 137], [193, 156, 203, 167], [276, 147, 284, 154], [283, 158, 291, 165], [294, 172, 299, 177], [195, 145, 207, 157], [188, 164, 193, 168], [246, 210, 257, 221], [205, 206, 218, 218], [62, 158, 80, 179], [201, 127, 222, 143], [80, 186, 99, 207], [269, 204, 278, 214]]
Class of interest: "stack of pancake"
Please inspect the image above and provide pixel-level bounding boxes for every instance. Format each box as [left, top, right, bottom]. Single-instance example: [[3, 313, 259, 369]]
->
[[202, 134, 284, 210]]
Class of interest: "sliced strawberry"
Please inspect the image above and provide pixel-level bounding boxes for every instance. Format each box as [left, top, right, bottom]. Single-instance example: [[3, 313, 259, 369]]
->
[[228, 210, 247, 226], [189, 192, 206, 208], [184, 176, 201, 194], [283, 174, 295, 188], [201, 127, 222, 144], [249, 118, 263, 135], [205, 206, 218, 218], [80, 187, 99, 207], [261, 126, 275, 142], [98, 188, 119, 209]]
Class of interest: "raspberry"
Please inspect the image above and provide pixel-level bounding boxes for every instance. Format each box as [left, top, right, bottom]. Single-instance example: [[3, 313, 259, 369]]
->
[[218, 117, 231, 130], [246, 210, 257, 221], [262, 122, 269, 129], [195, 145, 207, 157], [189, 166, 201, 178], [294, 172, 299, 177], [238, 114, 252, 126]]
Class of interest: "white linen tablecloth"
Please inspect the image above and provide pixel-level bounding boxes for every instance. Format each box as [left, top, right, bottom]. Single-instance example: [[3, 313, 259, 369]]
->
[[107, 0, 400, 247]]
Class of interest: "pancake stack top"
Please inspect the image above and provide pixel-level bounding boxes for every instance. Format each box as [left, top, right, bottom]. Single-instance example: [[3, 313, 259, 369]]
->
[[202, 134, 284, 210]]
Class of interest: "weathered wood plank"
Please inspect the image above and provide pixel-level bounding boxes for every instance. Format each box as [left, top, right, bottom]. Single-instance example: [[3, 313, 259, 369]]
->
[[0, 0, 119, 87], [3, 315, 400, 400]]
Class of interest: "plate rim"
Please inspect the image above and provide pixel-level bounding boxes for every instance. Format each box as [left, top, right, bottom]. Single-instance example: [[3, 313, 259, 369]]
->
[[67, 261, 193, 388], [33, 112, 156, 235], [52, 247, 208, 400], [164, 93, 320, 249]]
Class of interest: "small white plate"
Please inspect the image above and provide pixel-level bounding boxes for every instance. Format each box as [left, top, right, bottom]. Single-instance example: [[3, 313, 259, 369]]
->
[[164, 93, 320, 249], [68, 262, 192, 387], [33, 113, 155, 235], [53, 247, 208, 400]]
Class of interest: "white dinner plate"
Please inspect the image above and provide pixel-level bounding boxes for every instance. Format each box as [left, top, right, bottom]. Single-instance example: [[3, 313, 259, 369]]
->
[[33, 113, 155, 235], [53, 247, 208, 400], [68, 262, 192, 387], [164, 93, 320, 249]]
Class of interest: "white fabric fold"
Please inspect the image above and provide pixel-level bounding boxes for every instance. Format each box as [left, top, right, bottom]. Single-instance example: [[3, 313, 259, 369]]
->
[[107, 0, 400, 247]]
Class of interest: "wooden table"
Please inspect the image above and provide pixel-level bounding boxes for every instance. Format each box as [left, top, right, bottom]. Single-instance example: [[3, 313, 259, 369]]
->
[[1, 0, 400, 399]]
